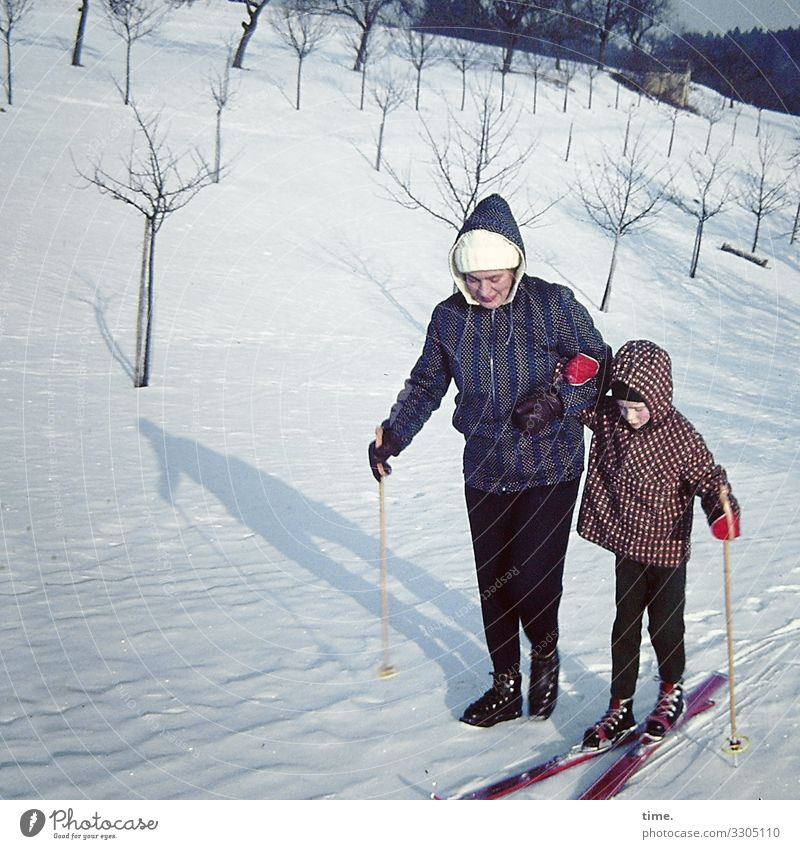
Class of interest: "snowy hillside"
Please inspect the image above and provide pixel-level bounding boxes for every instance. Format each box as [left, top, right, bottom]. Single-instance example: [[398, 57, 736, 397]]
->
[[1, 0, 799, 815]]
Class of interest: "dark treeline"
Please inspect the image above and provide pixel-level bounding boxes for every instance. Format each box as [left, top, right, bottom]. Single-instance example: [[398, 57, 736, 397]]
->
[[655, 28, 800, 115], [413, 1, 800, 114]]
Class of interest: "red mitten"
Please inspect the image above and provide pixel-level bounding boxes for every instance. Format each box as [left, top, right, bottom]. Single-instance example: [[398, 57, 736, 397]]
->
[[711, 512, 741, 541], [564, 353, 600, 386]]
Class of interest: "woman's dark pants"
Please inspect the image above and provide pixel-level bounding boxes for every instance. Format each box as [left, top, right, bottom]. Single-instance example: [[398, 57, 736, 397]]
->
[[465, 480, 579, 676]]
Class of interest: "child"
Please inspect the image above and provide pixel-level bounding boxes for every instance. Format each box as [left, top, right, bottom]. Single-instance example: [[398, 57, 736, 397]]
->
[[567, 339, 740, 748]]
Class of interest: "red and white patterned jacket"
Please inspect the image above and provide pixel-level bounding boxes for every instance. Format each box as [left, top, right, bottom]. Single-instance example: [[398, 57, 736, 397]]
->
[[577, 340, 738, 568]]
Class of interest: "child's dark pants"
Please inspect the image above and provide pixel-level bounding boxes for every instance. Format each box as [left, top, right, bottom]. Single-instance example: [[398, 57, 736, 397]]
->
[[611, 556, 686, 699]]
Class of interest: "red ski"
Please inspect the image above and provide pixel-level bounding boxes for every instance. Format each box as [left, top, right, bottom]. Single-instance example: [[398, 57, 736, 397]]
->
[[433, 730, 640, 800], [579, 671, 728, 800]]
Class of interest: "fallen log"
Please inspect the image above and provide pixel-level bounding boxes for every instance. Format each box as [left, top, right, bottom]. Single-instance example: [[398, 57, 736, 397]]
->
[[720, 243, 769, 267]]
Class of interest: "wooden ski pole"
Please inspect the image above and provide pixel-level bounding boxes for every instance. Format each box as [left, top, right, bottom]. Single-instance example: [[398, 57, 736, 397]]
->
[[376, 427, 396, 679], [720, 486, 747, 758]]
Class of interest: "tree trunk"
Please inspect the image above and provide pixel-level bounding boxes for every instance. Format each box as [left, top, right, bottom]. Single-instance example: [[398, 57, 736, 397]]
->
[[690, 218, 704, 278], [359, 62, 367, 110], [5, 34, 12, 105], [354, 28, 369, 72], [565, 121, 573, 162], [72, 0, 90, 67], [668, 118, 676, 158], [460, 68, 466, 111], [134, 217, 152, 388], [233, 3, 268, 71], [600, 232, 620, 312], [532, 73, 538, 114], [375, 114, 386, 172], [214, 109, 222, 183], [597, 29, 610, 68], [500, 70, 507, 112], [704, 122, 712, 155], [791, 200, 800, 245], [415, 67, 421, 111], [296, 54, 303, 110], [142, 218, 157, 388], [752, 214, 762, 254], [623, 111, 632, 157], [124, 37, 132, 105], [588, 74, 594, 110]]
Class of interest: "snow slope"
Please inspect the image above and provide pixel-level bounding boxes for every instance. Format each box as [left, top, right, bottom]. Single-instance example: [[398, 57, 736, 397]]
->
[[1, 1, 799, 805]]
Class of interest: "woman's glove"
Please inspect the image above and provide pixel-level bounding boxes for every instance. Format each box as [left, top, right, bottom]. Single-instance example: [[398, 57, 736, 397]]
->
[[368, 426, 404, 481], [512, 386, 564, 435]]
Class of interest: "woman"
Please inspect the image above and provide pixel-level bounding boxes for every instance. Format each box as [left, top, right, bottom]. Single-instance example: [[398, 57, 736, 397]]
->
[[369, 195, 609, 727]]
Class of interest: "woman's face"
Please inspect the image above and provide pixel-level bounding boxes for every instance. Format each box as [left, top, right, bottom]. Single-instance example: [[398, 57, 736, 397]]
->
[[464, 269, 515, 309], [617, 400, 651, 430]]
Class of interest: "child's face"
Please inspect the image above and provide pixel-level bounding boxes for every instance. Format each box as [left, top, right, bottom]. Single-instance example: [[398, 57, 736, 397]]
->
[[617, 400, 651, 430]]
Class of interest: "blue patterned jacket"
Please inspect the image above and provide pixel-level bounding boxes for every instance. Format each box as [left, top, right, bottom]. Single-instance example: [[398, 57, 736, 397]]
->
[[386, 196, 608, 493]]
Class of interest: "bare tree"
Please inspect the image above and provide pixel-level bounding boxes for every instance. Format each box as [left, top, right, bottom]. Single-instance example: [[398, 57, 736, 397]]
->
[[587, 64, 600, 110], [480, 1, 558, 111], [271, 0, 330, 110], [353, 25, 387, 110], [1, 0, 35, 106], [729, 102, 743, 147], [524, 51, 548, 115], [738, 130, 791, 254], [232, 1, 271, 70], [77, 106, 215, 388], [72, 0, 91, 67], [371, 72, 407, 171], [446, 37, 483, 112], [209, 43, 236, 181], [393, 21, 438, 111], [560, 59, 578, 112], [313, 0, 401, 72], [579, 132, 668, 311], [103, 0, 165, 105], [585, 0, 670, 68], [669, 149, 732, 277], [666, 105, 679, 157], [702, 95, 725, 155], [383, 87, 547, 230], [620, 0, 671, 54]]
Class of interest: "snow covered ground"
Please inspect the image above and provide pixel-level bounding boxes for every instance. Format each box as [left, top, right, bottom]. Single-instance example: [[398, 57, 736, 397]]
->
[[1, 0, 799, 823]]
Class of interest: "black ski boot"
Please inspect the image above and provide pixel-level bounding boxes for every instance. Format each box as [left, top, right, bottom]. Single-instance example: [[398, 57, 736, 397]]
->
[[460, 671, 523, 727], [582, 697, 637, 750], [645, 681, 684, 738], [528, 649, 559, 720]]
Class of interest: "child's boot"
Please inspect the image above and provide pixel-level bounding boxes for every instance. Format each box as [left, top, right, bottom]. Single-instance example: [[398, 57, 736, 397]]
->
[[645, 681, 684, 738], [460, 671, 523, 727], [528, 648, 559, 719], [582, 697, 636, 750]]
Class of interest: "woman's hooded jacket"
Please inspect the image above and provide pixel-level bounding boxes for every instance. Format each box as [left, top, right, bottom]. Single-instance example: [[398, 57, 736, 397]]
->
[[384, 194, 608, 494], [577, 339, 739, 567]]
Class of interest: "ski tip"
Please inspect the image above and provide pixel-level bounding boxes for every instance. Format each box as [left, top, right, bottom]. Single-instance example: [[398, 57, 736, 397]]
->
[[378, 665, 398, 679]]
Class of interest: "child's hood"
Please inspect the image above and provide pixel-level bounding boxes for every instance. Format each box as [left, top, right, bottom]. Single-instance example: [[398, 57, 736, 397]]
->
[[612, 339, 673, 424]]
